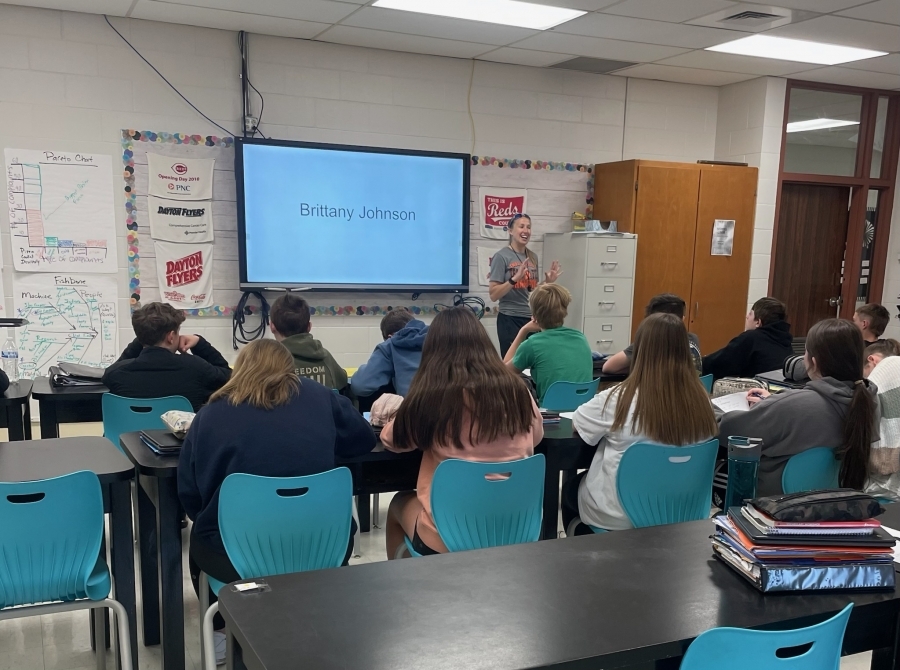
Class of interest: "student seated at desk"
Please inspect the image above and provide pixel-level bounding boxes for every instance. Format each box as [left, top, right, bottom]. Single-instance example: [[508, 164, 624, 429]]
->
[[504, 284, 592, 404], [854, 303, 891, 346], [866, 355, 900, 501], [563, 313, 717, 535], [352, 307, 428, 398], [719, 318, 877, 497], [602, 293, 701, 375], [864, 339, 900, 377], [379, 306, 543, 558], [102, 302, 231, 411], [270, 293, 348, 392], [178, 339, 375, 660], [0, 369, 8, 395], [702, 297, 793, 381]]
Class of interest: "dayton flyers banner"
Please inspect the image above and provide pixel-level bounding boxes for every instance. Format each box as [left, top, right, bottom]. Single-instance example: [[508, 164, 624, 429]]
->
[[154, 241, 214, 309], [148, 195, 214, 243], [478, 187, 527, 239], [147, 154, 215, 200]]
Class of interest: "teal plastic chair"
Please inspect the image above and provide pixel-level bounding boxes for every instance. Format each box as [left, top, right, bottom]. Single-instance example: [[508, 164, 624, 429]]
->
[[0, 471, 133, 670], [102, 393, 193, 452], [782, 447, 840, 494], [403, 455, 545, 557], [542, 378, 601, 411], [700, 374, 713, 393], [680, 603, 852, 670], [200, 468, 353, 669]]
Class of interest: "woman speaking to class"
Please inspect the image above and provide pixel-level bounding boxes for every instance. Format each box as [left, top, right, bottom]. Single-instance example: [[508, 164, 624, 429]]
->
[[488, 213, 563, 357]]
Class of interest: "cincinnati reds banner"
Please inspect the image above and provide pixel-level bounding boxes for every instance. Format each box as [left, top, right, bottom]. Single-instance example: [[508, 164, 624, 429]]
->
[[154, 241, 214, 309], [147, 154, 215, 200], [148, 195, 214, 243], [478, 187, 527, 239]]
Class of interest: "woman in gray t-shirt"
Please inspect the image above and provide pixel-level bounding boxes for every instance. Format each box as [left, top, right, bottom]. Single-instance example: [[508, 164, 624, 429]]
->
[[488, 213, 562, 356]]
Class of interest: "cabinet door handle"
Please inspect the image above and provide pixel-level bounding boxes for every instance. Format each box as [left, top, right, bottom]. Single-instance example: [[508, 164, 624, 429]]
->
[[694, 302, 699, 319]]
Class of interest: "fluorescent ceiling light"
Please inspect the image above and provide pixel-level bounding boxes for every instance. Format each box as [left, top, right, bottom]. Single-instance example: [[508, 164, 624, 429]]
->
[[706, 35, 886, 65], [786, 118, 860, 133], [372, 0, 586, 30]]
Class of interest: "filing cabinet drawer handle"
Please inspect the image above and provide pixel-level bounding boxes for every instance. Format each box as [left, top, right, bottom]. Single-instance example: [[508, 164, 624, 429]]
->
[[596, 339, 613, 344], [600, 262, 618, 267], [597, 301, 616, 306]]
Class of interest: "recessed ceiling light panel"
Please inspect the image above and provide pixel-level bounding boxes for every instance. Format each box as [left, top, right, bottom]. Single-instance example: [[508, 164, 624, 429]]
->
[[786, 119, 860, 133], [372, 0, 586, 30], [706, 34, 886, 65]]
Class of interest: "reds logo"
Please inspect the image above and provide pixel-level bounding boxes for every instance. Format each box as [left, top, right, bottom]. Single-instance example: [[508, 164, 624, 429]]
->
[[172, 163, 188, 175], [484, 195, 525, 229]]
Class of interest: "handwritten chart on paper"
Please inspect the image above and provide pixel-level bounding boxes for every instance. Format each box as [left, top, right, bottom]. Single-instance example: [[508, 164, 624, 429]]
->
[[14, 274, 119, 378], [5, 149, 119, 273]]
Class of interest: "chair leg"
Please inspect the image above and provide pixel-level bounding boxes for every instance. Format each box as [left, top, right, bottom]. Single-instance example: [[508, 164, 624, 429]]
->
[[103, 598, 134, 670], [202, 602, 220, 670], [199, 572, 209, 664], [93, 606, 107, 670], [372, 493, 380, 528]]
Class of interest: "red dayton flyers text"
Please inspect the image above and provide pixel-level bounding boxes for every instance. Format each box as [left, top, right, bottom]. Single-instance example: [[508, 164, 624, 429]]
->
[[165, 250, 203, 287]]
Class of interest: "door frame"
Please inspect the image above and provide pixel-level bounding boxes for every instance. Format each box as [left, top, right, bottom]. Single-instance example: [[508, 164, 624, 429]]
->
[[770, 80, 900, 317]]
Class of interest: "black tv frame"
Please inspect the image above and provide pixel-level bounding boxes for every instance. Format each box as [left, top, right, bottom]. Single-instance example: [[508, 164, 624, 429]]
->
[[235, 137, 470, 293]]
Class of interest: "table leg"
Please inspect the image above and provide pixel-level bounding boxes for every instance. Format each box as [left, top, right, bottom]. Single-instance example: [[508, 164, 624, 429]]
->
[[108, 480, 138, 670], [358, 494, 371, 533], [90, 534, 111, 653], [23, 399, 31, 440], [136, 478, 160, 646], [6, 403, 24, 441], [541, 467, 561, 540], [226, 630, 248, 670], [157, 477, 186, 670], [38, 398, 59, 439]]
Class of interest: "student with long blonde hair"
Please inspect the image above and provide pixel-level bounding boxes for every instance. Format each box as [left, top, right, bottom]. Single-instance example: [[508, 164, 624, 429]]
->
[[563, 313, 718, 534], [381, 306, 544, 557], [178, 339, 374, 660]]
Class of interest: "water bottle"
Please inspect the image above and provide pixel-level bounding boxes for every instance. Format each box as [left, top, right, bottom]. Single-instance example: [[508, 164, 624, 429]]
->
[[1, 331, 19, 382], [724, 436, 762, 511]]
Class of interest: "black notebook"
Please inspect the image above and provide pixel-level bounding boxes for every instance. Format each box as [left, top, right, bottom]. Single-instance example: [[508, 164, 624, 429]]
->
[[728, 508, 896, 547], [140, 429, 184, 456]]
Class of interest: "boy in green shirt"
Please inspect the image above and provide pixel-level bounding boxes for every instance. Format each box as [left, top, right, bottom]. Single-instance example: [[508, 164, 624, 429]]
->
[[504, 283, 593, 404]]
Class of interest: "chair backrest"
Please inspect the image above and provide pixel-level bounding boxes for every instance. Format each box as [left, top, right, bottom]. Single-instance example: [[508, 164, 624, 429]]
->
[[102, 393, 193, 451], [541, 378, 601, 411], [680, 603, 852, 670], [781, 447, 840, 494], [616, 439, 718, 528], [218, 468, 353, 579], [430, 455, 545, 552], [700, 374, 713, 393], [0, 471, 106, 609]]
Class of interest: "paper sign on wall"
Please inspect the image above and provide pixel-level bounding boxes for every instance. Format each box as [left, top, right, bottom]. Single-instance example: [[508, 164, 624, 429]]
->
[[147, 154, 215, 200], [711, 219, 736, 256], [476, 246, 496, 287], [154, 241, 214, 309], [148, 195, 214, 243], [5, 148, 118, 273], [479, 187, 527, 240]]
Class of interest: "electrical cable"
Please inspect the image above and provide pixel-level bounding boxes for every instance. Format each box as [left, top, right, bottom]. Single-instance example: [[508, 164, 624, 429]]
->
[[232, 291, 270, 350], [434, 294, 486, 320], [104, 15, 238, 137], [238, 32, 268, 139]]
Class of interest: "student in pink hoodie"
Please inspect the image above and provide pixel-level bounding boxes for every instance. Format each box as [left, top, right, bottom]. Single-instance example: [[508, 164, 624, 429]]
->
[[380, 306, 543, 558]]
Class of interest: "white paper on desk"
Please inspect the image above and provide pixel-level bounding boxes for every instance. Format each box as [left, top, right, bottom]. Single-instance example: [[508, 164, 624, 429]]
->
[[560, 412, 575, 420], [885, 526, 900, 564], [712, 391, 750, 413]]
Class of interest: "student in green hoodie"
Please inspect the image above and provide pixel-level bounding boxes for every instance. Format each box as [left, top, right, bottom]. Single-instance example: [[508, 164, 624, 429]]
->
[[269, 294, 348, 392]]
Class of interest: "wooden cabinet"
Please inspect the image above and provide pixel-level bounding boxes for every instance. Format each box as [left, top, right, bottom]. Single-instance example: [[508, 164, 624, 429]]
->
[[542, 233, 637, 356], [594, 160, 757, 354]]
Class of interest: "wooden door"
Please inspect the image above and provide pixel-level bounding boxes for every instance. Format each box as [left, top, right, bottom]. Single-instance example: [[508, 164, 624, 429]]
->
[[630, 165, 700, 337], [688, 167, 757, 353], [771, 184, 850, 336]]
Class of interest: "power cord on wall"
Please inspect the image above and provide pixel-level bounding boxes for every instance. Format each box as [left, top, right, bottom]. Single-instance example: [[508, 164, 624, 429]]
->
[[434, 294, 486, 320], [238, 31, 268, 139], [104, 15, 238, 137], [232, 291, 270, 350]]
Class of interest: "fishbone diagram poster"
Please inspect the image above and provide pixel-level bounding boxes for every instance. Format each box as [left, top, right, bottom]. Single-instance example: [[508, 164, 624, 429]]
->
[[4, 149, 119, 273]]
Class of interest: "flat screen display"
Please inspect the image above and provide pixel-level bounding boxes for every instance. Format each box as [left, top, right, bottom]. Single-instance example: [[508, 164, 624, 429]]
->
[[236, 138, 470, 292]]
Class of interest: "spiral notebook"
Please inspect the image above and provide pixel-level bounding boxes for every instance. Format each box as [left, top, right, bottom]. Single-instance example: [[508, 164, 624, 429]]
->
[[740, 506, 878, 536]]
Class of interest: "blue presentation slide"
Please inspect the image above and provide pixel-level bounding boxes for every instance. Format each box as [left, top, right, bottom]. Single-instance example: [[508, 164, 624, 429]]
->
[[241, 144, 465, 287]]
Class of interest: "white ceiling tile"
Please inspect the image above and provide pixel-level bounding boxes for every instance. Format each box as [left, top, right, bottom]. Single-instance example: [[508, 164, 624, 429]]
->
[[742, 0, 871, 10], [477, 47, 574, 67], [518, 0, 622, 9], [156, 0, 360, 22], [837, 0, 900, 27], [1, 0, 133, 13], [513, 32, 690, 62], [657, 49, 813, 75], [341, 7, 539, 46], [603, 0, 740, 23], [316, 25, 495, 59], [790, 66, 900, 89], [841, 52, 900, 74], [614, 62, 757, 85], [766, 15, 900, 52], [131, 1, 330, 38], [553, 13, 749, 48]]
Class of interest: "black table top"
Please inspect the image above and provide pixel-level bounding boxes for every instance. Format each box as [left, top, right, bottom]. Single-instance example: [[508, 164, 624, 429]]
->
[[0, 436, 133, 484], [120, 431, 180, 478], [0, 380, 32, 404], [219, 517, 900, 670], [31, 376, 108, 399]]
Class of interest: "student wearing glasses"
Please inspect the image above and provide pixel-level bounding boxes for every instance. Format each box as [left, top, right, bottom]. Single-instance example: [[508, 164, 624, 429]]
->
[[488, 213, 563, 357]]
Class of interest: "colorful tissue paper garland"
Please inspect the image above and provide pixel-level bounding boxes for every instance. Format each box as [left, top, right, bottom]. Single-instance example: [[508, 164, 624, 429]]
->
[[122, 131, 592, 316]]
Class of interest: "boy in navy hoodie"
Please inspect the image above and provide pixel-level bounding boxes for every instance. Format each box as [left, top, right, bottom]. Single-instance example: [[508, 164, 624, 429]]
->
[[352, 308, 428, 398]]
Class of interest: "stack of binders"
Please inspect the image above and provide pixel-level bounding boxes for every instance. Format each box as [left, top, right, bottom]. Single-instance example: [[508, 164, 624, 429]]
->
[[712, 503, 896, 592]]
